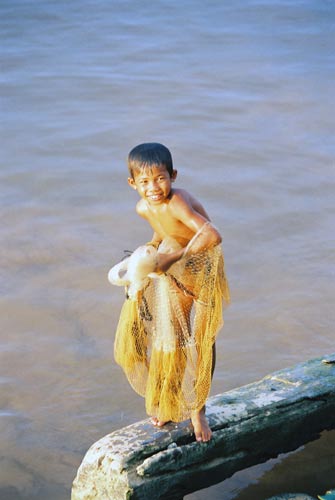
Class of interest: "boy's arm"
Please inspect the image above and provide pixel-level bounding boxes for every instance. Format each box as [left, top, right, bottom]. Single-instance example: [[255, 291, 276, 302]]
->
[[146, 232, 162, 250], [156, 193, 222, 273], [135, 200, 163, 249], [171, 193, 222, 251], [156, 247, 186, 273]]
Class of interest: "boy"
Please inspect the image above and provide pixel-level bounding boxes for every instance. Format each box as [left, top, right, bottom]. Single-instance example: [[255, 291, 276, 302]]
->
[[113, 143, 229, 442]]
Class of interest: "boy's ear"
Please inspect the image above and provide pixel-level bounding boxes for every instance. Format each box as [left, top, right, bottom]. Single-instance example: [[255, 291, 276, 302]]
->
[[171, 169, 178, 182], [128, 177, 137, 190]]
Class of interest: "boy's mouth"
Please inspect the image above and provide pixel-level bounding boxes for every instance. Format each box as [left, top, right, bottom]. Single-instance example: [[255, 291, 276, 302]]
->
[[148, 194, 163, 201]]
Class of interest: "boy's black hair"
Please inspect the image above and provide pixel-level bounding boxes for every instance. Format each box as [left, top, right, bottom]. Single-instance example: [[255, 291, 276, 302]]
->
[[128, 143, 173, 178]]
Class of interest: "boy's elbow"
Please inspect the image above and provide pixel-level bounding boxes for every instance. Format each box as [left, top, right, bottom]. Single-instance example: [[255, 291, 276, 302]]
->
[[214, 232, 222, 246], [202, 223, 222, 248], [208, 228, 222, 247]]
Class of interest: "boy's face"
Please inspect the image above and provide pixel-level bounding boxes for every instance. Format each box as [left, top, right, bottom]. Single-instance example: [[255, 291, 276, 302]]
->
[[128, 165, 177, 206]]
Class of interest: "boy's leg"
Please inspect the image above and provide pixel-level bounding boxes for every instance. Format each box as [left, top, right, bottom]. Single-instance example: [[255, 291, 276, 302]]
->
[[211, 342, 216, 378], [191, 343, 216, 442], [149, 279, 216, 441], [191, 407, 212, 442], [151, 290, 193, 427]]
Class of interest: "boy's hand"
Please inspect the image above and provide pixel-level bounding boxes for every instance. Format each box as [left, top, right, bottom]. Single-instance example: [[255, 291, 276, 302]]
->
[[156, 248, 185, 273]]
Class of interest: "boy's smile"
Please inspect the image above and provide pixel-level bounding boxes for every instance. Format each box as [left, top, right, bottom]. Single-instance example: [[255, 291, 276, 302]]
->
[[128, 165, 177, 206]]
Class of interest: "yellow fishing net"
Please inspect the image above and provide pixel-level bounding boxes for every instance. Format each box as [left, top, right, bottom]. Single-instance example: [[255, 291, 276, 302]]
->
[[113, 225, 230, 423]]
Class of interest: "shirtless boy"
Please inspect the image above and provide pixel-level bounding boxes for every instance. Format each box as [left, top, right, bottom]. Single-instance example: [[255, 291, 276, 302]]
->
[[114, 142, 229, 442]]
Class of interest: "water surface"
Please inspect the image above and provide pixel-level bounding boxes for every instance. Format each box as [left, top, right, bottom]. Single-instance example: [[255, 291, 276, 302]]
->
[[1, 1, 334, 499]]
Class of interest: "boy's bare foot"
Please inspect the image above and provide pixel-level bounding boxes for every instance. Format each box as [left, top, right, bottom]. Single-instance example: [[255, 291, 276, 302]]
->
[[150, 416, 169, 427], [191, 408, 212, 442]]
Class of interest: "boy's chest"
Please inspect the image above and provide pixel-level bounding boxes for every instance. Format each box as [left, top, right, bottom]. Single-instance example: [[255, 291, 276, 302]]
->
[[147, 209, 193, 242]]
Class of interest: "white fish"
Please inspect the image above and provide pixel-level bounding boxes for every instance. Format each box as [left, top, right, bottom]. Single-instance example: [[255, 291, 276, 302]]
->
[[108, 245, 158, 300]]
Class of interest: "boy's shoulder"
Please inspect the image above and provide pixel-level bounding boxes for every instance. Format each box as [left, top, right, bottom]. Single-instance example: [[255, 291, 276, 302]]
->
[[170, 188, 193, 203], [135, 198, 148, 216], [169, 188, 198, 209], [170, 188, 209, 220]]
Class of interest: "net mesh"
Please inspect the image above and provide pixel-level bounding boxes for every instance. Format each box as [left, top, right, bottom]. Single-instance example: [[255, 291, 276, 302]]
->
[[113, 225, 230, 422]]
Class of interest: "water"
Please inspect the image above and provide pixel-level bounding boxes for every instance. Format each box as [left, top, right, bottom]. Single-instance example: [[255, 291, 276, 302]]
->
[[1, 1, 334, 499]]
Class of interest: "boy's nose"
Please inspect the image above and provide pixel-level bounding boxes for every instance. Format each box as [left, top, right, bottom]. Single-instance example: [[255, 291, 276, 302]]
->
[[148, 181, 159, 190]]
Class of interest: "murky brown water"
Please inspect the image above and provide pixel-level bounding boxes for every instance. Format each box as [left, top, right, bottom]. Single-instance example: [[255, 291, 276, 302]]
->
[[1, 1, 334, 498]]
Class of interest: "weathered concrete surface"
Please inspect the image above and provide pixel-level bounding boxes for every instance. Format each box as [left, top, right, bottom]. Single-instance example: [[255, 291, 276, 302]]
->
[[72, 354, 335, 500]]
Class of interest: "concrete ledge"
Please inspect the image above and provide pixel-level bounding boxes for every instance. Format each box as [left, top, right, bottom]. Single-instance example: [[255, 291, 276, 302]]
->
[[72, 354, 335, 500]]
